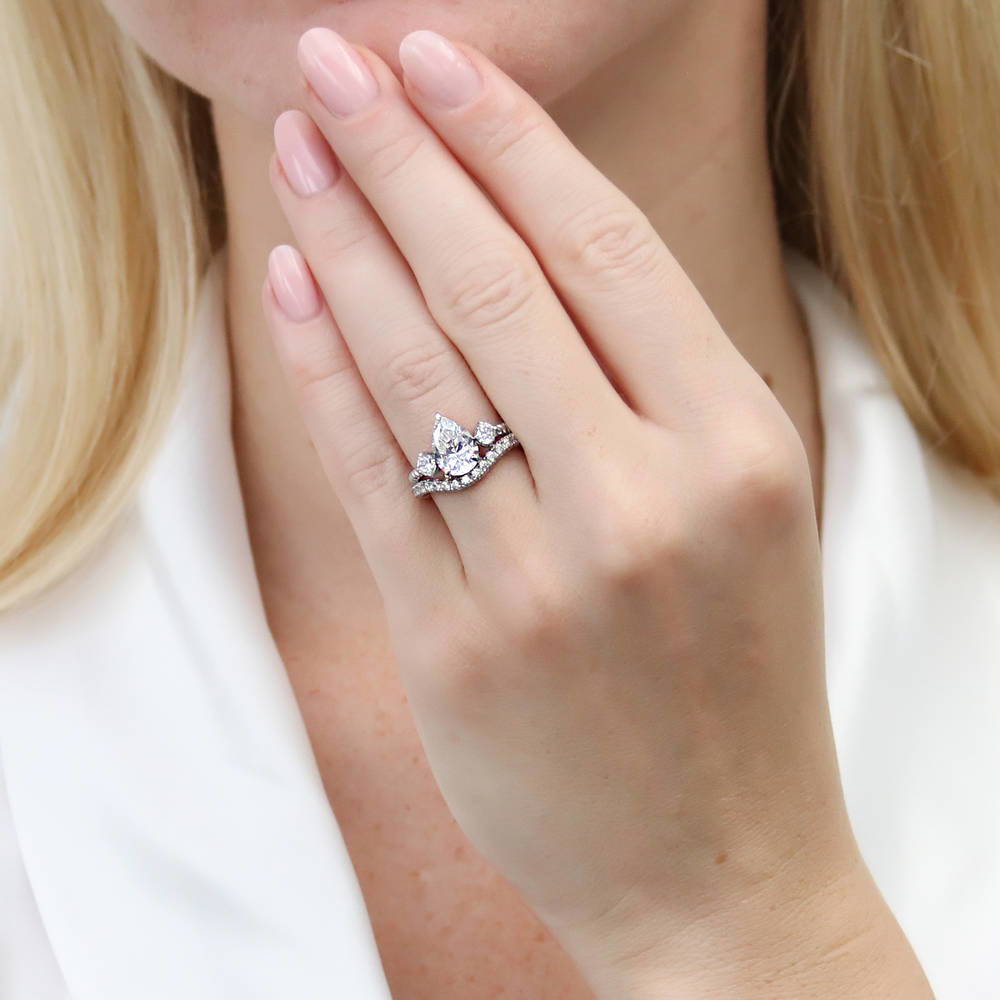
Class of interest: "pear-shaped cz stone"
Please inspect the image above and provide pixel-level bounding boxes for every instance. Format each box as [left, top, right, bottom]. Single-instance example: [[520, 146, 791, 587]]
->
[[432, 413, 480, 476]]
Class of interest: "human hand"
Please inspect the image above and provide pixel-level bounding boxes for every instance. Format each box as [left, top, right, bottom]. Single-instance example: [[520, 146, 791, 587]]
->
[[263, 27, 931, 998]]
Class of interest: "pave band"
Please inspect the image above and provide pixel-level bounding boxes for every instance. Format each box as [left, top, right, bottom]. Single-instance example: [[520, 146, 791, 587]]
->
[[409, 412, 521, 497]]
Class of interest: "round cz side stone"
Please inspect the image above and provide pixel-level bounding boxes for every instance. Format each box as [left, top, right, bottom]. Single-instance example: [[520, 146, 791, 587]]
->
[[474, 420, 499, 445], [414, 451, 437, 478]]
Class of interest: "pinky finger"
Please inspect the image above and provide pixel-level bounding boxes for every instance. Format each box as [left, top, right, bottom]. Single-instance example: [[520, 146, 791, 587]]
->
[[263, 244, 464, 615]]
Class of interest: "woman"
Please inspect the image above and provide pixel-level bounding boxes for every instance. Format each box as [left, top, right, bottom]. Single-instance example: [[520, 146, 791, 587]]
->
[[1, 0, 997, 997]]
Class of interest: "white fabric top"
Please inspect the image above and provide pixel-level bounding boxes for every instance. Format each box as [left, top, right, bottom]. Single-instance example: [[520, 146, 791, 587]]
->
[[1, 249, 998, 999]]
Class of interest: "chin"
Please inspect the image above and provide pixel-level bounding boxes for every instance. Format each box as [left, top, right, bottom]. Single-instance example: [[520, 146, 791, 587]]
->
[[102, 0, 664, 123]]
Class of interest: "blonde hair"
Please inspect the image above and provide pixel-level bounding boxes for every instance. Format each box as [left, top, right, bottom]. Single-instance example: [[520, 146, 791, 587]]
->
[[1, 0, 999, 609], [0, 0, 213, 610], [770, 0, 1000, 484]]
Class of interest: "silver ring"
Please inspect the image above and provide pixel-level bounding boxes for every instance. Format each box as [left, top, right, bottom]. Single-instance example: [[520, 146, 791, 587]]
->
[[408, 412, 521, 497]]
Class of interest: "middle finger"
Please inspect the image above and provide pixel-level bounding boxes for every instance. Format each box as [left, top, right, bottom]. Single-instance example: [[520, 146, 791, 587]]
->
[[295, 27, 630, 486]]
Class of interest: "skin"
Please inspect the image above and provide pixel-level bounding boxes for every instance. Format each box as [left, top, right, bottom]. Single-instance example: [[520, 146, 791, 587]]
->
[[98, 1, 932, 996]]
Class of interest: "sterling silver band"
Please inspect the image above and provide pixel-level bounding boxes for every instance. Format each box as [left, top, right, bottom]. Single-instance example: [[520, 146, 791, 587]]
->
[[409, 412, 521, 497]]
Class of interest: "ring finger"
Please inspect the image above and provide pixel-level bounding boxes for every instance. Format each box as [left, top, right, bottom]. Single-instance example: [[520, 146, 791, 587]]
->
[[270, 110, 540, 558]]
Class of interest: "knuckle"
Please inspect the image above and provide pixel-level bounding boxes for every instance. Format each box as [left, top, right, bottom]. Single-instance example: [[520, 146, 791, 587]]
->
[[288, 345, 354, 406], [382, 340, 456, 406], [555, 200, 664, 285], [477, 110, 547, 166], [364, 128, 428, 183], [492, 557, 573, 650], [440, 244, 539, 331], [587, 497, 682, 591], [415, 616, 499, 710], [712, 423, 812, 526], [595, 526, 668, 589], [509, 588, 572, 651], [341, 445, 400, 500], [311, 210, 377, 262]]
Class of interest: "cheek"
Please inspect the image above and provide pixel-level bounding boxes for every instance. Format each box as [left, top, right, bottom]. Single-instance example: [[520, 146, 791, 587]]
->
[[100, 0, 671, 121]]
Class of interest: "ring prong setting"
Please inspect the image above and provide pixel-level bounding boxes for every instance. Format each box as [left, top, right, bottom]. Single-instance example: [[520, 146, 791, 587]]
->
[[409, 413, 519, 496]]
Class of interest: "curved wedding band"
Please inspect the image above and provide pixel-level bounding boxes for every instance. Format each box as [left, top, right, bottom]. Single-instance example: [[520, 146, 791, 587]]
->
[[408, 412, 521, 497]]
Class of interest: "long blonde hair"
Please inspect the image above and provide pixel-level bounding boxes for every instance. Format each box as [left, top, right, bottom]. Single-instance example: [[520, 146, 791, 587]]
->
[[2, 0, 999, 610]]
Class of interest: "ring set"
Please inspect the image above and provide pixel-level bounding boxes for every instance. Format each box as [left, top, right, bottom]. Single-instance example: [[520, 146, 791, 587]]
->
[[409, 412, 521, 497]]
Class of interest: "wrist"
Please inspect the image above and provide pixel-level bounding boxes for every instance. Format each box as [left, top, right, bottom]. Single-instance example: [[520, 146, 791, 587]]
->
[[553, 847, 934, 1000]]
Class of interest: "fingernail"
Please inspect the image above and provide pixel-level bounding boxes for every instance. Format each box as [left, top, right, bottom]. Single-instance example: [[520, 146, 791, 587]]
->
[[398, 30, 483, 109], [298, 27, 380, 118], [274, 110, 340, 196], [268, 245, 322, 323]]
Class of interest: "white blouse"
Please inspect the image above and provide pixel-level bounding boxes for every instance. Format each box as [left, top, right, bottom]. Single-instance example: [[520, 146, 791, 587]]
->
[[1, 249, 998, 1000]]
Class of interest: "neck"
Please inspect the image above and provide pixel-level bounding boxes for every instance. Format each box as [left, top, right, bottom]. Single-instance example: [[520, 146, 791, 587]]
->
[[213, 4, 821, 627]]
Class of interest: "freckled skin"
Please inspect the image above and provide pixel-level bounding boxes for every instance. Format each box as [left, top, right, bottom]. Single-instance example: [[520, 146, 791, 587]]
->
[[279, 613, 595, 997]]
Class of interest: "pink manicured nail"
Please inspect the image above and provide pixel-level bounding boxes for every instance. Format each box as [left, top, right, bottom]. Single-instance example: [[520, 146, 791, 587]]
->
[[298, 27, 380, 118], [268, 245, 322, 323], [398, 30, 483, 109], [274, 110, 340, 196]]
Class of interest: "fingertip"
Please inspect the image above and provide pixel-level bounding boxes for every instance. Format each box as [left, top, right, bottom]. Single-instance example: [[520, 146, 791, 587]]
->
[[273, 108, 297, 146], [396, 29, 484, 109], [296, 25, 330, 68], [266, 244, 323, 324]]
